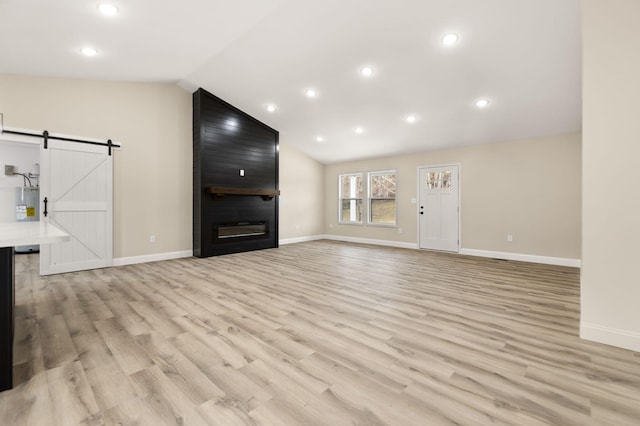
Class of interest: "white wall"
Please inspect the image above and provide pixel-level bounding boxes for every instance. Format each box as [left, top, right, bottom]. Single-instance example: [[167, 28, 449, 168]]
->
[[581, 0, 640, 351], [0, 74, 326, 260], [0, 140, 39, 222], [278, 143, 324, 242], [0, 74, 192, 259], [324, 133, 582, 263]]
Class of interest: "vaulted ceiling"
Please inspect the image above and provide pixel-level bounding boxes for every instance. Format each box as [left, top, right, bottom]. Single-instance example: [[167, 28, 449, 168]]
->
[[0, 0, 581, 163]]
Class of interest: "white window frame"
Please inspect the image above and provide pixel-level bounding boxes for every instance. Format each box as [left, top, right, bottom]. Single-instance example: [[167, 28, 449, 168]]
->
[[338, 173, 364, 224], [367, 170, 397, 227]]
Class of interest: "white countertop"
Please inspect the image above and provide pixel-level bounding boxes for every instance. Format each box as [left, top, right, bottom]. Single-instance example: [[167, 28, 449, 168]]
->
[[0, 222, 70, 248]]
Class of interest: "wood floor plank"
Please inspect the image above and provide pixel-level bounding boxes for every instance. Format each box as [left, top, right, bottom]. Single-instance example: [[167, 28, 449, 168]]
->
[[128, 364, 203, 421], [0, 372, 52, 425], [2, 241, 640, 425], [45, 361, 100, 425], [134, 331, 225, 404], [248, 397, 319, 426], [402, 381, 516, 426], [12, 315, 45, 384], [197, 398, 258, 426], [100, 299, 153, 337], [84, 362, 139, 412], [172, 332, 273, 411], [128, 300, 185, 339], [101, 395, 178, 426], [38, 314, 79, 370], [93, 317, 154, 375]]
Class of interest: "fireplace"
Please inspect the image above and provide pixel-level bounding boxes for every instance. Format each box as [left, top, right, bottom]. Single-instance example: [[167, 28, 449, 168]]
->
[[193, 88, 279, 257], [216, 221, 268, 240]]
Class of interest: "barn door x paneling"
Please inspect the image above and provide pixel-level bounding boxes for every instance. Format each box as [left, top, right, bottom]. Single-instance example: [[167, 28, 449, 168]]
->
[[40, 139, 113, 275]]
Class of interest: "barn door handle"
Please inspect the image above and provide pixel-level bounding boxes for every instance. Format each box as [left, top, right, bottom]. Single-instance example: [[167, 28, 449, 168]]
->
[[43, 197, 48, 217]]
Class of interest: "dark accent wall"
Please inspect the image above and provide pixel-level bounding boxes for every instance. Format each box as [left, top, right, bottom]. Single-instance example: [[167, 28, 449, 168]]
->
[[193, 88, 279, 257]]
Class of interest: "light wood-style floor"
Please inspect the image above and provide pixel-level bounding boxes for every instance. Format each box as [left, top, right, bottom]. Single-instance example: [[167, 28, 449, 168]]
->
[[1, 240, 639, 425]]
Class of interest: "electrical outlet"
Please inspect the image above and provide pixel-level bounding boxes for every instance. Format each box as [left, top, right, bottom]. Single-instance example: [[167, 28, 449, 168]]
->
[[4, 165, 15, 176], [150, 235, 156, 243], [329, 223, 333, 228], [398, 227, 404, 234], [507, 234, 513, 242], [295, 224, 300, 230]]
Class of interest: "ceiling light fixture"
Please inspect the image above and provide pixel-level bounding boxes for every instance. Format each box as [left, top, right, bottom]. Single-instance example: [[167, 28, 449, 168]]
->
[[81, 47, 98, 57], [304, 88, 317, 98], [360, 66, 374, 77], [265, 104, 277, 113], [98, 3, 119, 16], [405, 115, 417, 123], [441, 33, 459, 46], [315, 136, 324, 143], [475, 99, 490, 108], [354, 127, 364, 134]]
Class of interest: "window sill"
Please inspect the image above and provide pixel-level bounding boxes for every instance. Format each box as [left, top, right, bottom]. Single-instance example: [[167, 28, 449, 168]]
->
[[337, 222, 396, 228]]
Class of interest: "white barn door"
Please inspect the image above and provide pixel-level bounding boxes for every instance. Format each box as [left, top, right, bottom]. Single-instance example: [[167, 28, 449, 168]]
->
[[40, 139, 113, 275], [419, 164, 459, 252]]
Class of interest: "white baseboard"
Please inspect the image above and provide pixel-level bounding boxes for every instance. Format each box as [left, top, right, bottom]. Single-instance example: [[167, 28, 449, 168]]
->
[[321, 234, 419, 250], [312, 237, 580, 266], [581, 322, 640, 352], [110, 243, 578, 270], [279, 235, 325, 245], [114, 250, 193, 267], [459, 248, 581, 268]]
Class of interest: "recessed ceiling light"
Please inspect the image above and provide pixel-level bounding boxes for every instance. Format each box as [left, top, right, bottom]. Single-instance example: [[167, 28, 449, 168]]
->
[[315, 136, 324, 143], [265, 104, 277, 113], [81, 47, 98, 57], [442, 33, 459, 46], [98, 3, 118, 16], [304, 88, 317, 98], [360, 66, 374, 77], [354, 127, 364, 134], [405, 115, 417, 123], [475, 99, 490, 108]]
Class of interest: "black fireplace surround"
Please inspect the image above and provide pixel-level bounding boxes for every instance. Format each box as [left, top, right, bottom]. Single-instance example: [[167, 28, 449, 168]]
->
[[193, 88, 279, 257]]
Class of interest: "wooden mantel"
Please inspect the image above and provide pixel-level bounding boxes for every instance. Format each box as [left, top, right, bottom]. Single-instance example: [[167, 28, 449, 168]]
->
[[206, 186, 280, 200]]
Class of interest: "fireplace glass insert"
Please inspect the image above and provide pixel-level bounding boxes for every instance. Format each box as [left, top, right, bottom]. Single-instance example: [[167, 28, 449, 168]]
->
[[216, 221, 268, 241]]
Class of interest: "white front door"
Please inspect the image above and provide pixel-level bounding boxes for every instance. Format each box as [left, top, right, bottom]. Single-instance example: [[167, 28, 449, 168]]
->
[[419, 164, 459, 252], [40, 139, 113, 275]]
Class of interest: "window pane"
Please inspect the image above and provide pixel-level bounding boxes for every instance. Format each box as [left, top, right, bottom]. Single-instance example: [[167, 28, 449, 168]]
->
[[370, 173, 396, 198], [340, 174, 363, 199], [370, 199, 395, 224], [341, 199, 363, 222], [442, 171, 451, 189], [369, 171, 396, 225], [427, 172, 436, 189], [426, 171, 451, 189]]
